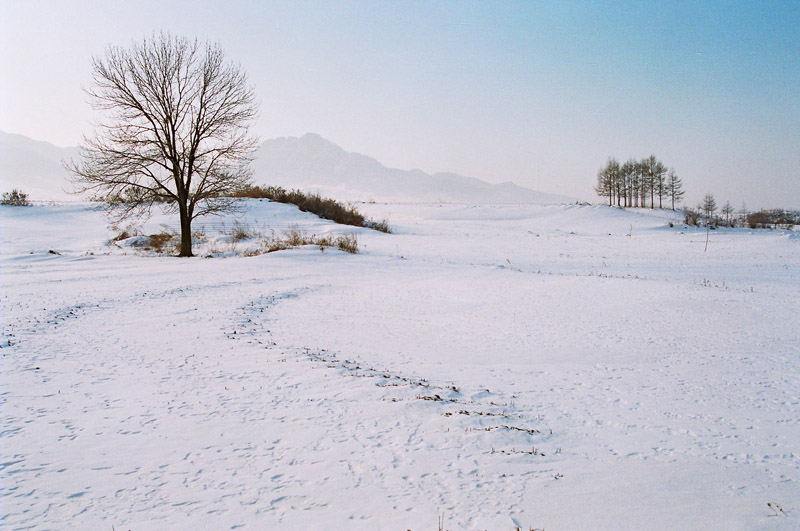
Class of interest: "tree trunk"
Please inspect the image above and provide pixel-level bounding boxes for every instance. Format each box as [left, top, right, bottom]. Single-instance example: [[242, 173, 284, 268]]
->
[[179, 207, 193, 257]]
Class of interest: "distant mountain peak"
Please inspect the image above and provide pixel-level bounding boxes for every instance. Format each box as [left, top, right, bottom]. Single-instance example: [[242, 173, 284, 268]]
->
[[300, 132, 324, 141], [1, 131, 80, 200]]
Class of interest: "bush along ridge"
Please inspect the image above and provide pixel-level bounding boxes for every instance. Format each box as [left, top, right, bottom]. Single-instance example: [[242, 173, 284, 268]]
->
[[232, 185, 391, 233]]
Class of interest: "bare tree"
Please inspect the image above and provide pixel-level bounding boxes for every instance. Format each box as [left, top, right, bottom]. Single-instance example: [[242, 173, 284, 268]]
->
[[721, 201, 735, 226], [595, 154, 684, 211], [633, 160, 645, 208], [641, 155, 666, 209], [621, 159, 636, 208], [638, 159, 648, 208], [609, 158, 622, 207], [702, 193, 717, 220], [68, 33, 258, 256], [738, 202, 749, 225], [595, 158, 620, 206], [595, 164, 612, 206], [655, 161, 667, 208], [640, 156, 657, 208], [666, 169, 684, 210]]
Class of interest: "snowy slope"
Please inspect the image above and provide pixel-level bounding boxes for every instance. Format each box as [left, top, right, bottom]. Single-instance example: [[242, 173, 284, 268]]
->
[[1, 201, 798, 530]]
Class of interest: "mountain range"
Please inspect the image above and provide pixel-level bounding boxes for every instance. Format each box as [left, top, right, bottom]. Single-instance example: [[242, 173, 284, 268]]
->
[[1, 132, 80, 200], [252, 133, 572, 204], [1, 131, 573, 204]]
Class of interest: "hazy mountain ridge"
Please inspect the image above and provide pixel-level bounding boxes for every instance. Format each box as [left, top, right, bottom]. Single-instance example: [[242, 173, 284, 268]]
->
[[253, 133, 573, 204], [1, 131, 80, 200], [1, 131, 573, 204]]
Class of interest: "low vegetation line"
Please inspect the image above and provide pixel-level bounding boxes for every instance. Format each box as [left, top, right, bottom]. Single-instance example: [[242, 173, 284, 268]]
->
[[231, 185, 391, 233], [113, 223, 358, 257]]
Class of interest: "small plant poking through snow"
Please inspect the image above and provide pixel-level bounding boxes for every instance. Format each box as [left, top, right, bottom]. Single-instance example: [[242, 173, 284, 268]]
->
[[260, 227, 358, 255], [1, 189, 31, 206], [228, 220, 254, 242], [335, 233, 358, 253], [109, 223, 141, 243], [129, 231, 178, 254], [767, 502, 787, 517], [363, 218, 391, 233], [110, 222, 357, 257]]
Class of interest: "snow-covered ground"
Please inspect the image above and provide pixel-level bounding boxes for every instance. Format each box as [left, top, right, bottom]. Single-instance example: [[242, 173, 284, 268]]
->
[[1, 200, 798, 530]]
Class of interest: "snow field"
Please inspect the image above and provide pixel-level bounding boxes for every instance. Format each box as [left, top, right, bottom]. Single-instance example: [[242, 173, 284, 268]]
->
[[1, 200, 799, 529]]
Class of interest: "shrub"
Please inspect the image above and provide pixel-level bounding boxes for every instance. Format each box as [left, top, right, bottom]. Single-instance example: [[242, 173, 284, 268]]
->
[[108, 223, 141, 243], [1, 189, 31, 206], [746, 209, 799, 228], [130, 231, 177, 254], [364, 218, 391, 233], [233, 185, 391, 233], [227, 220, 257, 242], [259, 227, 358, 255], [683, 208, 701, 226], [335, 233, 358, 253]]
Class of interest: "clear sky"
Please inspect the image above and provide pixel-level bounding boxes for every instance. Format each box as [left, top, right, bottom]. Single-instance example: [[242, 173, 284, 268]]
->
[[1, 0, 798, 208]]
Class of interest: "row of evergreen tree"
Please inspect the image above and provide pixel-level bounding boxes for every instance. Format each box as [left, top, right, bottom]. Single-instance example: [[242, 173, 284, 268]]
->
[[595, 155, 685, 210]]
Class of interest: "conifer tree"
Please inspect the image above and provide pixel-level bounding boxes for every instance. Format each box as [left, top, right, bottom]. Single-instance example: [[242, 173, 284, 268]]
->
[[666, 169, 685, 210]]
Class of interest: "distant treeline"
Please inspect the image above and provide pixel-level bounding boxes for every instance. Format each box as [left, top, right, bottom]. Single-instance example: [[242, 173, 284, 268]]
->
[[595, 157, 798, 229], [745, 209, 800, 227], [684, 197, 800, 229], [595, 155, 684, 210]]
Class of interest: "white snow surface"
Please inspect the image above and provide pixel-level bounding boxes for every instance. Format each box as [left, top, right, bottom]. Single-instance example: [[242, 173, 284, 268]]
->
[[1, 200, 799, 530]]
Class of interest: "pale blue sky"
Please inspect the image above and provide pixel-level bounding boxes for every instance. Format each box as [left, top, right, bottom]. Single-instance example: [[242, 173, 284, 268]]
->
[[1, 0, 798, 208]]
